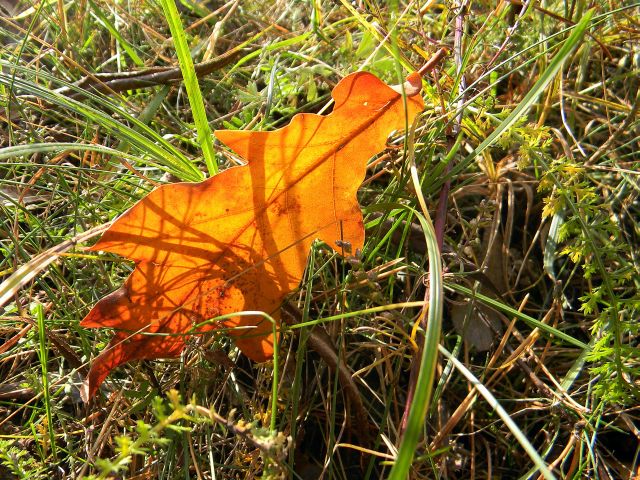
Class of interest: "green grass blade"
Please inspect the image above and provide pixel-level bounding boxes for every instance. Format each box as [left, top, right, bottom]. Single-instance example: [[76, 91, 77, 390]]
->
[[35, 302, 57, 460], [447, 283, 589, 350], [159, 0, 217, 176], [0, 64, 202, 181], [0, 142, 161, 163], [388, 208, 443, 479]]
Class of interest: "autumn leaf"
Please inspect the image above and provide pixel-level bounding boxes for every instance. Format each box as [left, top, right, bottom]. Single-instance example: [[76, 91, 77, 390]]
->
[[81, 71, 424, 399]]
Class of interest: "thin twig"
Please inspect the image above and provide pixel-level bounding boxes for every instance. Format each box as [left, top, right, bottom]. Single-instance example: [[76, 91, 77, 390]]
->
[[54, 47, 246, 99]]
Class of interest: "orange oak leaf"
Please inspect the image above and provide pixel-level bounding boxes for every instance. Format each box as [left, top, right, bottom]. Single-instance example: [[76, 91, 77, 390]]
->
[[81, 71, 424, 399]]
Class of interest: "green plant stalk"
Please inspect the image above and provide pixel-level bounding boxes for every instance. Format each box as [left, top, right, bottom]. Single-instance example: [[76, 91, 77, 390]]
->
[[159, 0, 218, 176], [35, 303, 57, 459], [388, 208, 443, 479], [270, 313, 279, 434], [388, 116, 443, 478]]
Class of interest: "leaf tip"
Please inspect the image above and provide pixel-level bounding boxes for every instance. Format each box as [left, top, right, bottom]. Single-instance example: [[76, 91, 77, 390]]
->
[[405, 72, 423, 94], [391, 72, 423, 97]]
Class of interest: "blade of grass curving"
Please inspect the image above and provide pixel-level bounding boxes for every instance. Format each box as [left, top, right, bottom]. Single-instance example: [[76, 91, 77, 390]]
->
[[439, 344, 557, 479], [0, 224, 109, 310], [0, 142, 167, 165], [389, 116, 443, 478], [288, 301, 427, 330], [460, 9, 594, 167], [159, 0, 217, 176], [387, 206, 442, 479]]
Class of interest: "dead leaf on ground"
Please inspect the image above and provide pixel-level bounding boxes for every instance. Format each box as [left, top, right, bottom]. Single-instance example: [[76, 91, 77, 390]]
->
[[81, 71, 424, 399]]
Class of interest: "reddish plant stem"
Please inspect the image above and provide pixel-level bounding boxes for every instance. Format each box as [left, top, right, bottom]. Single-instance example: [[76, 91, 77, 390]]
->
[[434, 8, 466, 248], [418, 48, 449, 78]]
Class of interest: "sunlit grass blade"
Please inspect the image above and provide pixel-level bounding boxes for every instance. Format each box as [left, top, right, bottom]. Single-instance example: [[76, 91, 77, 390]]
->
[[389, 116, 443, 478], [159, 0, 218, 176]]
